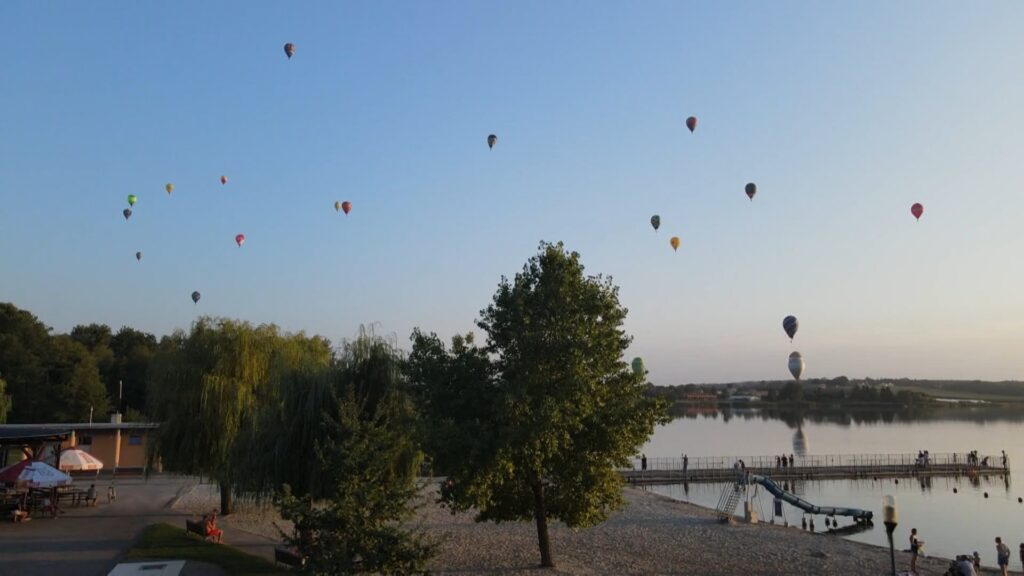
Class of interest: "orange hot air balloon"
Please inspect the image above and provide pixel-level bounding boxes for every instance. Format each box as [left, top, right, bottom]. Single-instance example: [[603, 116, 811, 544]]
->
[[284, 43, 295, 59], [670, 236, 680, 251], [235, 234, 245, 247], [220, 175, 228, 185], [341, 201, 352, 215], [911, 203, 923, 221], [686, 116, 697, 133]]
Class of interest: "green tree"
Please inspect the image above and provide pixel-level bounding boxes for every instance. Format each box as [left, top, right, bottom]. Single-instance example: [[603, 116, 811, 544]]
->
[[0, 375, 11, 423], [46, 336, 111, 422], [146, 317, 331, 514], [779, 380, 804, 403], [406, 329, 496, 476], [414, 242, 667, 568], [271, 330, 436, 575]]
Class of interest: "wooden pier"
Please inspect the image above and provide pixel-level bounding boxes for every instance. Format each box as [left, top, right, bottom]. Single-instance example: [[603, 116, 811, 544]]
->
[[621, 452, 1010, 485]]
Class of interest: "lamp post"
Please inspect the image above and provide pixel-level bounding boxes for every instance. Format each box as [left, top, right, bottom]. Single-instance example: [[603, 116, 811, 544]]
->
[[883, 495, 898, 576]]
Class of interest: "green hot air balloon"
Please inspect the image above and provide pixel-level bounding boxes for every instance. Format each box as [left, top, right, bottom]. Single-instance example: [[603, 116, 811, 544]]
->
[[631, 357, 645, 377], [127, 194, 138, 207]]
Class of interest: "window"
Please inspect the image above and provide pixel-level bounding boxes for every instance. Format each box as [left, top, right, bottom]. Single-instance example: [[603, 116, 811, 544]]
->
[[79, 436, 93, 446], [128, 435, 142, 446]]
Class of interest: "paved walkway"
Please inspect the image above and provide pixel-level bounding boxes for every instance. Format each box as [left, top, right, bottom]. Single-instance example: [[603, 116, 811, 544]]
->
[[0, 475, 273, 576]]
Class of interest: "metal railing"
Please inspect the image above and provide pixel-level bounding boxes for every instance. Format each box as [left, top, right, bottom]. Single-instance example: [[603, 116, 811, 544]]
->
[[626, 452, 1006, 473]]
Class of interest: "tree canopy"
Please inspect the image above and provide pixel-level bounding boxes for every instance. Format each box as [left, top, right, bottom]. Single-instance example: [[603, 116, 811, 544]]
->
[[410, 242, 667, 568], [0, 303, 110, 423], [146, 317, 332, 513]]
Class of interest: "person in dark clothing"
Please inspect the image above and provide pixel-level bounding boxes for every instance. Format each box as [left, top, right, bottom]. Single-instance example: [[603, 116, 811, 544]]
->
[[641, 453, 647, 471], [682, 454, 688, 474], [789, 454, 795, 467]]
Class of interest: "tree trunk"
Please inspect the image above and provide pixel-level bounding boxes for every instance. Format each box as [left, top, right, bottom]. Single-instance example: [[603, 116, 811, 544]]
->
[[219, 482, 233, 516], [531, 481, 554, 568]]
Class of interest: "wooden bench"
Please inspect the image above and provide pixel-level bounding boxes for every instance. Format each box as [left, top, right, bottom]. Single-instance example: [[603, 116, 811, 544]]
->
[[185, 519, 206, 538], [274, 546, 305, 568]]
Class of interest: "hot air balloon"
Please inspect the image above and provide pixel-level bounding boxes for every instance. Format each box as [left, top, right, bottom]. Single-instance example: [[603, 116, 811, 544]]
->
[[334, 201, 341, 212], [165, 183, 174, 194], [487, 134, 497, 149], [745, 183, 757, 201], [220, 175, 228, 185], [783, 316, 799, 341], [284, 43, 295, 59], [631, 357, 645, 377], [135, 251, 142, 261], [670, 236, 680, 251], [235, 234, 245, 247], [650, 215, 661, 231], [341, 201, 352, 215], [911, 203, 923, 221], [191, 291, 201, 304], [686, 116, 697, 133], [123, 208, 132, 220], [127, 194, 137, 206], [788, 352, 804, 381]]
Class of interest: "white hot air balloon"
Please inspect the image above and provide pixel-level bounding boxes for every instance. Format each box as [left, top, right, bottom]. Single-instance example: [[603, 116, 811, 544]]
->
[[788, 351, 805, 381]]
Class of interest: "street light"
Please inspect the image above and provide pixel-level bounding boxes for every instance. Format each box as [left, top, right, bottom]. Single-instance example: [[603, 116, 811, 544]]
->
[[883, 495, 898, 576]]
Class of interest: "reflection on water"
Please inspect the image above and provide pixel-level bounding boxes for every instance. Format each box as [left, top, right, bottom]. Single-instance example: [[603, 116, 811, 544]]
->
[[643, 405, 1024, 570]]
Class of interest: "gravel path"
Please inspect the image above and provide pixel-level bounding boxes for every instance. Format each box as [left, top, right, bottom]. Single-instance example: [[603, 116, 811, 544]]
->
[[174, 481, 989, 575]]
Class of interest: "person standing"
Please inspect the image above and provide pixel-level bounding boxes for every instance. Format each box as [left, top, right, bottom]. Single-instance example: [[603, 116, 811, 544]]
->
[[996, 537, 1010, 576], [909, 528, 922, 575], [789, 454, 795, 467], [682, 454, 688, 475], [641, 453, 647, 471], [1019, 543, 1024, 574]]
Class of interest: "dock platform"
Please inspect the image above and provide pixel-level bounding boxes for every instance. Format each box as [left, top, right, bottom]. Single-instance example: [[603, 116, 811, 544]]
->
[[621, 452, 1009, 485]]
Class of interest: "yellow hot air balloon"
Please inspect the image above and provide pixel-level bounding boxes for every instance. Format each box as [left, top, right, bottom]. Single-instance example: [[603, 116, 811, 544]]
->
[[670, 236, 680, 251], [165, 183, 174, 194]]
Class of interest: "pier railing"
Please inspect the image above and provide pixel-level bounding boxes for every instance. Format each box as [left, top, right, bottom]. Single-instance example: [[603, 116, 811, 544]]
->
[[621, 452, 1008, 484]]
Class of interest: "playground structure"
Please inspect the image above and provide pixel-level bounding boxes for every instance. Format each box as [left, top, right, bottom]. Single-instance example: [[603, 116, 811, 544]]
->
[[713, 473, 873, 532]]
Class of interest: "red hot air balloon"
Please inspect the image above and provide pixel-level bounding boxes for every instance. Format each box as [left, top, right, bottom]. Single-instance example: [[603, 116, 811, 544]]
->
[[284, 43, 295, 59], [220, 175, 228, 185], [235, 234, 245, 247], [911, 203, 924, 221], [341, 201, 352, 215], [686, 116, 697, 133]]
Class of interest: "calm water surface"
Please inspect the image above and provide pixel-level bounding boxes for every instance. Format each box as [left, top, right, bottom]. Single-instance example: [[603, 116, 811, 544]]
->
[[641, 406, 1024, 570]]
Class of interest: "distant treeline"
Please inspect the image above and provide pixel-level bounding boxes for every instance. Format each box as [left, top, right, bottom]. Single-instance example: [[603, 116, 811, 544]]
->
[[0, 303, 158, 423]]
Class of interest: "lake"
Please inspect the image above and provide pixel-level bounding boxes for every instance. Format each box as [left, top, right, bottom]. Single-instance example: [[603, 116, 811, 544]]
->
[[640, 405, 1024, 570]]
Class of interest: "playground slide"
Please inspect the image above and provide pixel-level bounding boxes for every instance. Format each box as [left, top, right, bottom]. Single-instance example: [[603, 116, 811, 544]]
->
[[748, 474, 874, 521]]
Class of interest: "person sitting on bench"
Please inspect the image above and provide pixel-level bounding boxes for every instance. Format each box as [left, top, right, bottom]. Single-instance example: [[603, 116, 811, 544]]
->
[[85, 484, 98, 506], [203, 510, 224, 543]]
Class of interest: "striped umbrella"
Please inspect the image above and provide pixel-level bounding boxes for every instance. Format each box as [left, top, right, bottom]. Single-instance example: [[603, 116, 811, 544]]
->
[[59, 449, 104, 472]]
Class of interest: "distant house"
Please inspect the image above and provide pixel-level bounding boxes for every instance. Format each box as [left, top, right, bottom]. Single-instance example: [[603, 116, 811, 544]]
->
[[0, 415, 158, 473], [682, 391, 718, 403]]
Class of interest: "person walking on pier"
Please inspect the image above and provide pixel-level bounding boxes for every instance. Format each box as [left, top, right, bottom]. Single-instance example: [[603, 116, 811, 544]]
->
[[789, 454, 795, 468], [909, 528, 922, 575], [1000, 450, 1008, 469], [682, 454, 688, 475], [995, 537, 1010, 576], [641, 454, 647, 471]]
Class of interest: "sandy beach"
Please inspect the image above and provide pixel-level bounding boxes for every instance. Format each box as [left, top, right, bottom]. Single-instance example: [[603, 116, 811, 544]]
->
[[176, 481, 986, 575]]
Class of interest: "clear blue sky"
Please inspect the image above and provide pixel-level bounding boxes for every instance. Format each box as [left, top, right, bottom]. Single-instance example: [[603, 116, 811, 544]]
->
[[3, 1, 1024, 383]]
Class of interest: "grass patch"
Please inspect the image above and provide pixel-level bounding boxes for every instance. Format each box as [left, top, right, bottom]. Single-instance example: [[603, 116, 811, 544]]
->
[[124, 523, 286, 575]]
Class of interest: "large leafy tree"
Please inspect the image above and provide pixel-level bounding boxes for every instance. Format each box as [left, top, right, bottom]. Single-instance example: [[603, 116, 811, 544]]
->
[[413, 243, 667, 568], [146, 317, 331, 514], [265, 330, 436, 575], [71, 324, 157, 414]]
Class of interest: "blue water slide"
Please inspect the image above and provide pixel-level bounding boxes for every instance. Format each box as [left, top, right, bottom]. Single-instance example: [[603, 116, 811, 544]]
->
[[747, 474, 873, 521]]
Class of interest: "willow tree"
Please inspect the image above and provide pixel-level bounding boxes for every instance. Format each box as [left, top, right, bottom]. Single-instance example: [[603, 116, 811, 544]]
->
[[146, 317, 331, 514], [0, 376, 10, 423], [239, 328, 434, 574], [416, 242, 667, 568]]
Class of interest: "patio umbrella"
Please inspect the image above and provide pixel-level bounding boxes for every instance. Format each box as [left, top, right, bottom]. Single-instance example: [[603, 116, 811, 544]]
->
[[59, 449, 103, 472], [0, 459, 72, 488]]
